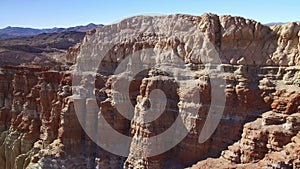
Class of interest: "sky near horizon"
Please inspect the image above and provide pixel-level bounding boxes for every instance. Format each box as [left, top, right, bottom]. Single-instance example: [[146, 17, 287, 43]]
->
[[0, 0, 299, 29]]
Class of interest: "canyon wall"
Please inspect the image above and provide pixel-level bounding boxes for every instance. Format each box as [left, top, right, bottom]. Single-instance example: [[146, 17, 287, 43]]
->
[[0, 13, 299, 169]]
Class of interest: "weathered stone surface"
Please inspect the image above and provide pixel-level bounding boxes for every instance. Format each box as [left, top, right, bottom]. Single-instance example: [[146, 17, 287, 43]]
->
[[191, 91, 300, 169]]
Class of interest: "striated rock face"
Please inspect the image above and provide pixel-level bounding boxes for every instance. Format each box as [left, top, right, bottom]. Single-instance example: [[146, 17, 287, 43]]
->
[[0, 66, 89, 169], [0, 13, 299, 169], [190, 91, 300, 169]]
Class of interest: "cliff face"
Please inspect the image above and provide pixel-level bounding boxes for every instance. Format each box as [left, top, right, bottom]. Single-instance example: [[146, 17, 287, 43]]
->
[[0, 13, 299, 169], [190, 91, 300, 169]]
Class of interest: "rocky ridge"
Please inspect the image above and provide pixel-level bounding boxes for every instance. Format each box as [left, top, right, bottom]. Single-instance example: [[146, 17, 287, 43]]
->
[[0, 31, 87, 66], [0, 13, 299, 169], [0, 23, 102, 39]]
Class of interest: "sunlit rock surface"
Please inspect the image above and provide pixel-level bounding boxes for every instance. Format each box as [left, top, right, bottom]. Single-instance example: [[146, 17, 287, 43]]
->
[[0, 13, 299, 169]]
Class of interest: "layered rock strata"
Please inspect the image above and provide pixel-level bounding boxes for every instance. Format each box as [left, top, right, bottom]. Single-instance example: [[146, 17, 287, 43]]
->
[[0, 13, 299, 169], [190, 91, 300, 169]]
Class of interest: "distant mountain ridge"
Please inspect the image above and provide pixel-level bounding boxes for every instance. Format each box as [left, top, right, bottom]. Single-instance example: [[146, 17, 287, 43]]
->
[[0, 23, 103, 39], [265, 22, 285, 26]]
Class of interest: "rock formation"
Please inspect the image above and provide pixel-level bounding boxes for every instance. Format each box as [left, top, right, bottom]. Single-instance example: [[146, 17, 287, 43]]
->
[[0, 13, 299, 169], [190, 91, 300, 169]]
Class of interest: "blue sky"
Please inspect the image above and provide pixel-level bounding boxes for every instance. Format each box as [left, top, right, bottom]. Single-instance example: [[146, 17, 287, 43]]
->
[[0, 0, 299, 28]]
